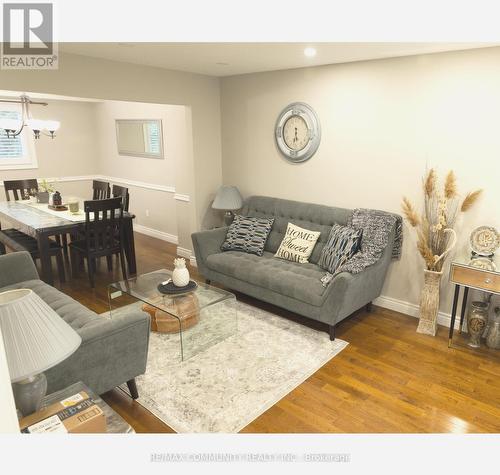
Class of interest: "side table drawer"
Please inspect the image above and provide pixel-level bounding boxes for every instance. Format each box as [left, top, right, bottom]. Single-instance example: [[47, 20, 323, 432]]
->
[[450, 265, 500, 293]]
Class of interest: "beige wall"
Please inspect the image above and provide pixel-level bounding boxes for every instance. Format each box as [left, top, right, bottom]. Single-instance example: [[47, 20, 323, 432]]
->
[[0, 51, 222, 246], [221, 46, 500, 314], [95, 100, 192, 240]]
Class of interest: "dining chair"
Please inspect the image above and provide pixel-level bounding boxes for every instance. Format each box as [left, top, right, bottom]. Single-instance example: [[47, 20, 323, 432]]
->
[[112, 184, 130, 212], [69, 197, 127, 288], [1, 179, 65, 282], [0, 229, 65, 282], [92, 180, 111, 200], [3, 179, 39, 201]]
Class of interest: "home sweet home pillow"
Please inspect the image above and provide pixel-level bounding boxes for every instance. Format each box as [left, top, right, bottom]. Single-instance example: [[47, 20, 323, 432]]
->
[[274, 223, 321, 264]]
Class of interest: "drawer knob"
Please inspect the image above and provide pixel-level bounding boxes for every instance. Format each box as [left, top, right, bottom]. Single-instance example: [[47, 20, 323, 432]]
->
[[484, 278, 492, 284]]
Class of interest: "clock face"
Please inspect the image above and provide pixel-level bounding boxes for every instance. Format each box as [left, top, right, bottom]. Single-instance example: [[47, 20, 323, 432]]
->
[[275, 102, 320, 163], [283, 115, 309, 151]]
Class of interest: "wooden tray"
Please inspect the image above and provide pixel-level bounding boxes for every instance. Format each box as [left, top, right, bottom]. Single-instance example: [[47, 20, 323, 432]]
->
[[48, 204, 68, 211]]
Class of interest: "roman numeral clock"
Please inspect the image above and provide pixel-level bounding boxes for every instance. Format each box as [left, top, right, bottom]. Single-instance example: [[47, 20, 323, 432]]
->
[[275, 102, 321, 163]]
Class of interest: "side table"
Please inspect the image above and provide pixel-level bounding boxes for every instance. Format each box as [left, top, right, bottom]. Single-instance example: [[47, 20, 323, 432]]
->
[[448, 254, 500, 347]]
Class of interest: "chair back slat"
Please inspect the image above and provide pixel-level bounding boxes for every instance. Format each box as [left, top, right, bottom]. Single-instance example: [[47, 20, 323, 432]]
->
[[92, 180, 111, 200], [3, 179, 39, 201], [83, 197, 123, 253], [112, 184, 130, 212]]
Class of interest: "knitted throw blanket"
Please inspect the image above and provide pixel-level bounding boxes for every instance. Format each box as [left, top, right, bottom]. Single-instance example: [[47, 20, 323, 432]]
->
[[321, 208, 403, 287]]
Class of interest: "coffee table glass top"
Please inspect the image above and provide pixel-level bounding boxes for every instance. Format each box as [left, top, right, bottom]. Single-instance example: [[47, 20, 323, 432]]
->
[[108, 269, 237, 361]]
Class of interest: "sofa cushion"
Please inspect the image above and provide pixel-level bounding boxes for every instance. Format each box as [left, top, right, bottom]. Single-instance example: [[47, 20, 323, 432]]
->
[[318, 224, 362, 273], [206, 251, 328, 306], [221, 214, 274, 256], [240, 196, 352, 265], [0, 279, 105, 335]]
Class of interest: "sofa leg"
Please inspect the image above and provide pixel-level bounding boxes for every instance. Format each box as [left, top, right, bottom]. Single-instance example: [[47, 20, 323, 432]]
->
[[366, 302, 373, 312], [328, 324, 336, 341], [126, 378, 139, 399], [205, 279, 211, 285]]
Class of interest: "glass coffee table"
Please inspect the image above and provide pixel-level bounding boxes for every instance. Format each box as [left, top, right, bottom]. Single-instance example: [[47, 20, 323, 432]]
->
[[108, 269, 237, 361]]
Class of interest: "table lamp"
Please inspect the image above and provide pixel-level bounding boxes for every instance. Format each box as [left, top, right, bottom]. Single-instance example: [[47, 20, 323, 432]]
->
[[0, 289, 81, 416], [212, 185, 243, 226]]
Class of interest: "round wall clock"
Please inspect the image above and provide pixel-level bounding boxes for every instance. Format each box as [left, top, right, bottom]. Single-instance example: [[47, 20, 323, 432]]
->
[[275, 102, 321, 163]]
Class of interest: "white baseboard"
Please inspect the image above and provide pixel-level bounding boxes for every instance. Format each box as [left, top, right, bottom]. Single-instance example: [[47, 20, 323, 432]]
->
[[373, 295, 458, 329], [133, 223, 178, 244], [177, 246, 197, 267]]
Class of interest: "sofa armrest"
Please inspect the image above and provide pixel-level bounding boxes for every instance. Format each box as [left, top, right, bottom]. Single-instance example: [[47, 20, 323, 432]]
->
[[45, 310, 151, 395], [323, 226, 396, 324], [0, 251, 39, 288], [191, 227, 228, 275]]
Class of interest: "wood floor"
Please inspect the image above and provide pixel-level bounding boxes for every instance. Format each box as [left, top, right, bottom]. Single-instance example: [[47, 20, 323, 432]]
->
[[56, 232, 500, 433]]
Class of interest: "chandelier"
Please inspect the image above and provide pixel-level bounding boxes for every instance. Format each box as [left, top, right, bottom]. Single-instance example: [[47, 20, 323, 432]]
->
[[0, 95, 60, 139]]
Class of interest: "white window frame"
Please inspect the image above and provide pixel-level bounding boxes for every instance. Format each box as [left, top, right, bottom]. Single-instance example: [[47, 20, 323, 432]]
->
[[0, 104, 38, 171]]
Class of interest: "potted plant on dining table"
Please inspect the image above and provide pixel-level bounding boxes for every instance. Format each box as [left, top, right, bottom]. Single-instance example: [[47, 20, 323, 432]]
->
[[36, 179, 55, 204], [402, 169, 482, 336]]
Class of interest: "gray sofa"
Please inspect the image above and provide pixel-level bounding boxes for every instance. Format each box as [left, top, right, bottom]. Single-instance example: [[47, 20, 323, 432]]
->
[[192, 196, 396, 339], [0, 251, 150, 397]]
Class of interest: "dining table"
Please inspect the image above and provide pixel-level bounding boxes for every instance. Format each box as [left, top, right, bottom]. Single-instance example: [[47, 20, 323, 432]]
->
[[0, 198, 137, 286]]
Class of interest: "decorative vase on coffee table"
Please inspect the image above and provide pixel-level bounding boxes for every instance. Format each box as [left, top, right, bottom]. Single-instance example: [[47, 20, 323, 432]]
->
[[172, 258, 190, 287], [416, 269, 443, 336]]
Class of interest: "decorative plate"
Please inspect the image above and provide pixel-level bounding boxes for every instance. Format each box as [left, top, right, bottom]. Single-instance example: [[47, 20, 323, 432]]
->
[[470, 226, 499, 256], [468, 256, 497, 271], [157, 280, 197, 295]]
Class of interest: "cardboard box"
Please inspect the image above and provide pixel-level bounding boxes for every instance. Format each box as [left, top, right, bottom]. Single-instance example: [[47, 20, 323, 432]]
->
[[20, 391, 107, 433]]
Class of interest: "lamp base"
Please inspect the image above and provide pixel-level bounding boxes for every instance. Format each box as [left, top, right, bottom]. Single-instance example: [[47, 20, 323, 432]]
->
[[13, 372, 47, 417], [223, 211, 234, 227]]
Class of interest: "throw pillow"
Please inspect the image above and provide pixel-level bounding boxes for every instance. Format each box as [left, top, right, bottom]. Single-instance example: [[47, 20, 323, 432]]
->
[[221, 214, 274, 256], [274, 223, 321, 264], [318, 224, 362, 274]]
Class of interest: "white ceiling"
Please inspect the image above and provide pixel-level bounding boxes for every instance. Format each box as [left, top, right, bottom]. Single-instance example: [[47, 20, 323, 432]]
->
[[60, 42, 496, 77]]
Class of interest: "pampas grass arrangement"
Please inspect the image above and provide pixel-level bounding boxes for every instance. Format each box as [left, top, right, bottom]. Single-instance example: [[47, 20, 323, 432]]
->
[[402, 169, 482, 272]]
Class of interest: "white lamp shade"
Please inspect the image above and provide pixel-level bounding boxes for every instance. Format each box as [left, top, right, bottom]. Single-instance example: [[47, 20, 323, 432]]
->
[[44, 120, 60, 132], [26, 118, 46, 131], [0, 118, 22, 131], [0, 289, 81, 383], [212, 185, 243, 211]]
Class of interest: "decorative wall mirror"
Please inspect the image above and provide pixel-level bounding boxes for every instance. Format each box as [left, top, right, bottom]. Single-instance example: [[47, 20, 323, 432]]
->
[[115, 119, 164, 159]]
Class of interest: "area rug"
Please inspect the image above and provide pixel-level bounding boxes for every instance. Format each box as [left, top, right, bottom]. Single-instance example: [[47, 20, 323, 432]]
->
[[105, 301, 348, 433]]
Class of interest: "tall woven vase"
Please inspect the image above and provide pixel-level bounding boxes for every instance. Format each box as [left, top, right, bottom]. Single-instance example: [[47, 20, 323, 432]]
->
[[416, 269, 443, 336]]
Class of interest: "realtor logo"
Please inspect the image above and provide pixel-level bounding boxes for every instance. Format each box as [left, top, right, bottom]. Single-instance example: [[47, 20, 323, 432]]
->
[[1, 3, 58, 69]]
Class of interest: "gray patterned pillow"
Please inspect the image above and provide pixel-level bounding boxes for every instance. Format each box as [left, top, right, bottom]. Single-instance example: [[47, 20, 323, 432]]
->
[[221, 215, 275, 256], [318, 224, 362, 274]]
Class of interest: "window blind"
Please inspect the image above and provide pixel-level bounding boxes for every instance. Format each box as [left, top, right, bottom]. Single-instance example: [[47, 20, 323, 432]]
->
[[146, 121, 160, 154], [0, 111, 24, 159]]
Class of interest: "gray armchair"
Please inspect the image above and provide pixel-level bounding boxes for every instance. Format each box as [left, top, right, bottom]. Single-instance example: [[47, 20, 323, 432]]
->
[[0, 251, 150, 397]]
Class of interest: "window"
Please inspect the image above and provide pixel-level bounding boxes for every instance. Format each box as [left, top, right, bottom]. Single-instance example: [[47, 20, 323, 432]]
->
[[145, 121, 160, 154], [0, 107, 37, 170]]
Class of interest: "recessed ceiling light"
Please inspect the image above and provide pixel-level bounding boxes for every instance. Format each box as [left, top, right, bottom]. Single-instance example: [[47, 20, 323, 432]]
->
[[304, 47, 317, 58], [117, 42, 135, 47]]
